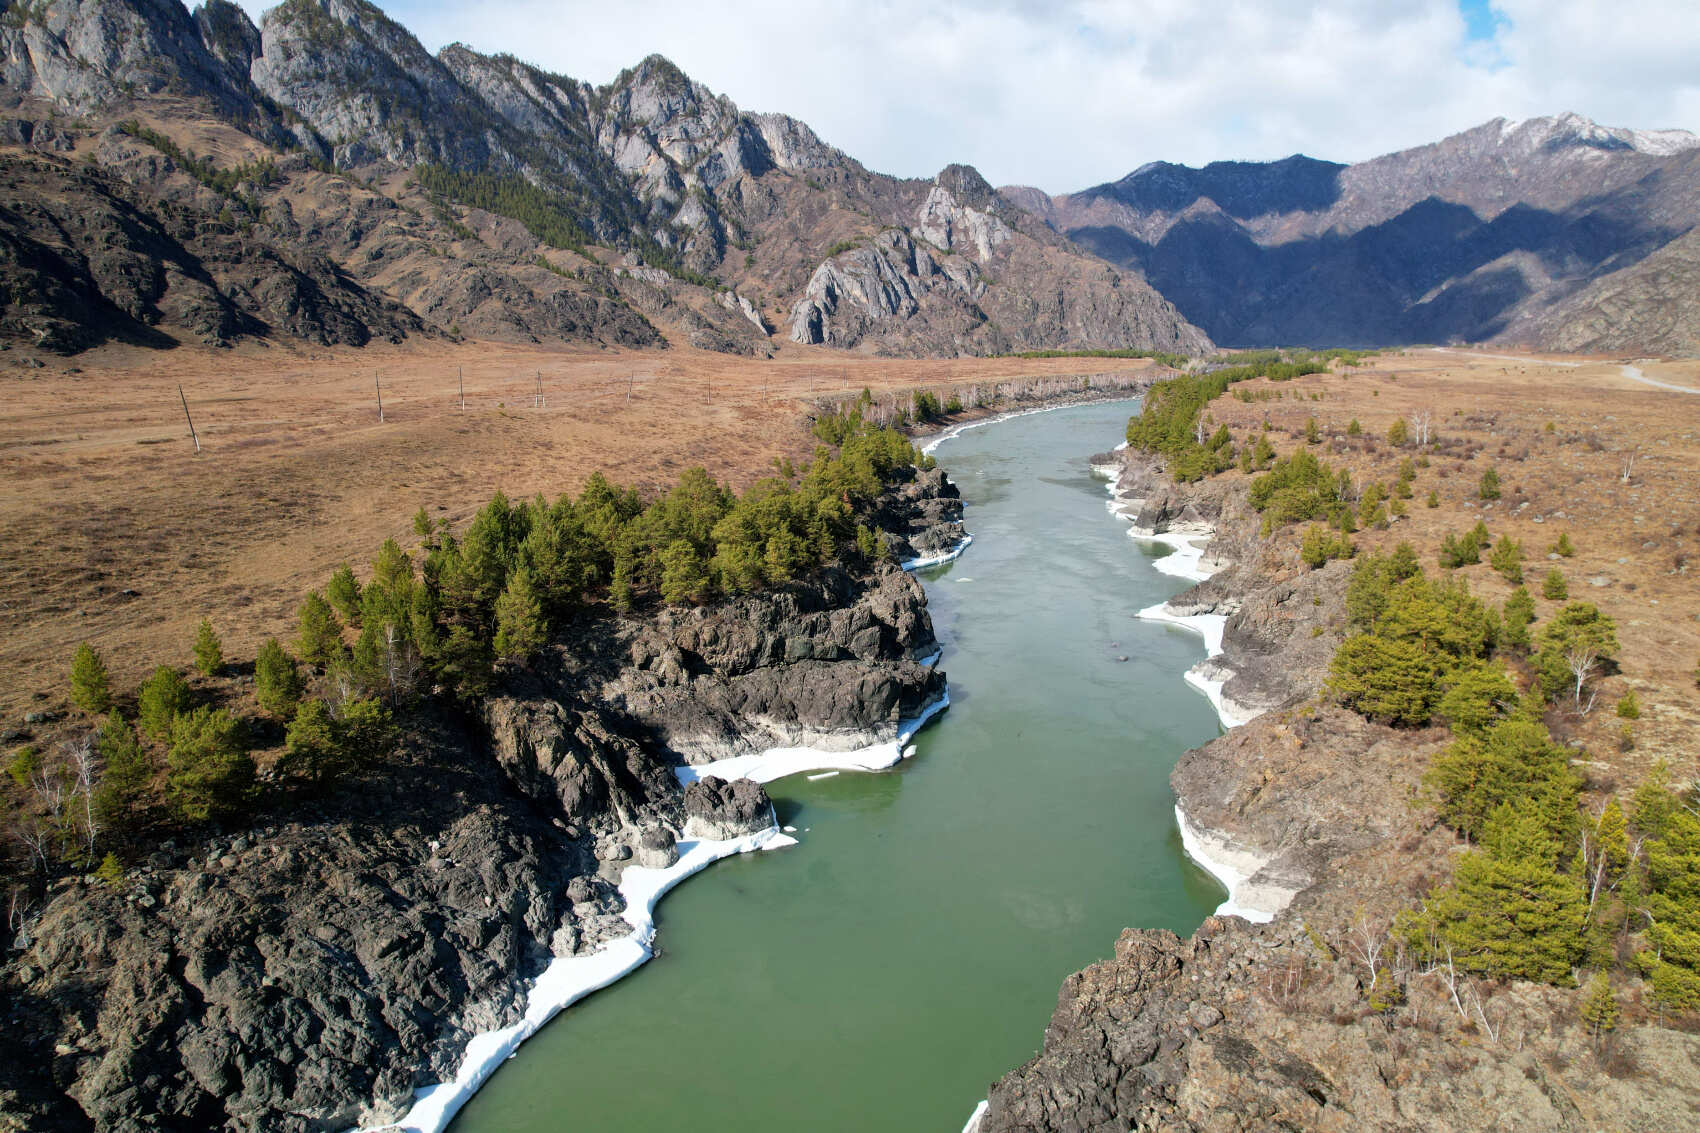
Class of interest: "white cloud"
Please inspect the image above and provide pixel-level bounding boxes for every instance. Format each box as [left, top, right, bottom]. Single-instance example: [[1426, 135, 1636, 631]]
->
[[219, 0, 1700, 192]]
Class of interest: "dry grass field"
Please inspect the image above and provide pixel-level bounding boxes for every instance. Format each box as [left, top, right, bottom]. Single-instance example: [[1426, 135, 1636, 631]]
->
[[0, 339, 1156, 718], [1207, 348, 1700, 787]]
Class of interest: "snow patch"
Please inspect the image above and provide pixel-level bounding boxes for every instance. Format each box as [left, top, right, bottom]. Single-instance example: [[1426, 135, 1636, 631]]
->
[[675, 692, 950, 787], [1175, 804, 1294, 923], [901, 534, 974, 571], [962, 1098, 990, 1133]]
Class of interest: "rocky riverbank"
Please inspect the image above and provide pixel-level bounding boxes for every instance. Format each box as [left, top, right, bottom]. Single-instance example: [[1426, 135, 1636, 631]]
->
[[974, 448, 1700, 1132], [0, 477, 960, 1132]]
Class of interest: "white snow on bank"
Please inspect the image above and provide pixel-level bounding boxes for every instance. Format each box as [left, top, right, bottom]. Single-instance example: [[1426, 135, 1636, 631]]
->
[[675, 693, 951, 787], [901, 534, 974, 571], [356, 824, 796, 1133], [1129, 529, 1216, 583], [1175, 804, 1292, 923], [357, 695, 954, 1133], [961, 1098, 990, 1133]]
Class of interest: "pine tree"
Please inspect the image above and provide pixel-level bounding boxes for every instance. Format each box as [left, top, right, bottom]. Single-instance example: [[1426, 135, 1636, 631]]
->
[[1542, 567, 1568, 600], [1347, 418, 1362, 435], [278, 698, 347, 788], [1426, 489, 1440, 508], [1616, 690, 1640, 719], [493, 566, 547, 663], [326, 564, 363, 623], [297, 592, 345, 670], [93, 712, 152, 829], [254, 638, 304, 718], [1387, 418, 1409, 445], [659, 538, 712, 603], [70, 642, 112, 715], [165, 706, 254, 822], [1436, 664, 1518, 735], [1304, 417, 1321, 444], [137, 665, 192, 742], [95, 852, 125, 888], [1489, 536, 1523, 584], [1479, 468, 1502, 500], [1422, 805, 1587, 983], [1503, 586, 1536, 649], [192, 619, 223, 677], [1551, 532, 1576, 557], [1579, 972, 1620, 1043], [1327, 633, 1440, 726]]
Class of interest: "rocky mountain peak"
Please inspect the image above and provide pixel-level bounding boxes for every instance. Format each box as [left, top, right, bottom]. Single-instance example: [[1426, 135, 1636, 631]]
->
[[934, 162, 996, 208], [1491, 111, 1700, 158]]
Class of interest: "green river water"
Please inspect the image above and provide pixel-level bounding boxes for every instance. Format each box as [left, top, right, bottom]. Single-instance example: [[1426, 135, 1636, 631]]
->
[[451, 399, 1226, 1132]]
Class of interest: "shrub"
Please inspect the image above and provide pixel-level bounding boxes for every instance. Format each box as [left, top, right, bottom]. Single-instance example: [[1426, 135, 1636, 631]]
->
[[1542, 567, 1568, 600], [1551, 533, 1576, 557], [1346, 418, 1362, 436], [1479, 468, 1502, 500], [1387, 418, 1409, 445], [70, 643, 112, 715], [1616, 690, 1640, 719], [1426, 490, 1440, 509]]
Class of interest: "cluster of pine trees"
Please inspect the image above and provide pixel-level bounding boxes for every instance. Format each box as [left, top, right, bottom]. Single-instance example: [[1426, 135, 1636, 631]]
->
[[5, 419, 926, 891]]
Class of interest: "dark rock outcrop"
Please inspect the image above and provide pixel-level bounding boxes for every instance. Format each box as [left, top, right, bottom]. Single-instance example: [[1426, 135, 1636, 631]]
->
[[0, 471, 958, 1131], [682, 776, 771, 841]]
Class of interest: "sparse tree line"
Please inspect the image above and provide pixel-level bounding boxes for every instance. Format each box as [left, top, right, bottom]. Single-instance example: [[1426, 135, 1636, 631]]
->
[[813, 373, 1147, 433], [4, 419, 927, 903], [1130, 367, 1700, 1028]]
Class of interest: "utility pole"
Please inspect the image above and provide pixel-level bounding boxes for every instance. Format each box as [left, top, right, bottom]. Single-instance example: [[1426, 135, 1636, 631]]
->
[[536, 370, 545, 409], [376, 373, 384, 422], [178, 384, 201, 453], [458, 365, 464, 411], [627, 373, 635, 405]]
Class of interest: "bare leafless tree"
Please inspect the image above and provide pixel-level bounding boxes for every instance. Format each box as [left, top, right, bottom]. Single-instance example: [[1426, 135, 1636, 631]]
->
[[1620, 450, 1637, 484], [1412, 409, 1433, 446], [1565, 645, 1603, 712], [65, 735, 99, 860]]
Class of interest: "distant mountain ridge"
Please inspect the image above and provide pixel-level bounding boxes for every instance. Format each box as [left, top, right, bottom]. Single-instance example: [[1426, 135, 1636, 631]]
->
[[1004, 113, 1700, 353], [0, 0, 1209, 357]]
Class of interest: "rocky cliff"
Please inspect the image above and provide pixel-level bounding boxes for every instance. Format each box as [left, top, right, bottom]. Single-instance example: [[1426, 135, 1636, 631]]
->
[[974, 449, 1700, 1132], [0, 478, 954, 1131], [1007, 114, 1700, 353], [0, 0, 1210, 357]]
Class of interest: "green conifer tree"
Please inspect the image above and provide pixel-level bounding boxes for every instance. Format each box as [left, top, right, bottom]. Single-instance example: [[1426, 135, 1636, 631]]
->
[[192, 619, 224, 677], [296, 592, 345, 670], [1543, 567, 1569, 600], [137, 665, 192, 742], [1580, 972, 1620, 1043], [1421, 805, 1587, 983], [254, 638, 304, 718], [326, 564, 363, 623], [493, 566, 548, 663], [1479, 468, 1502, 500], [70, 642, 112, 715], [93, 712, 152, 829], [165, 706, 254, 822]]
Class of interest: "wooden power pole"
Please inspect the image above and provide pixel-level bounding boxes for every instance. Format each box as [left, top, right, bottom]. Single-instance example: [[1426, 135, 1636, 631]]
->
[[178, 385, 200, 453], [458, 365, 464, 411], [375, 373, 384, 422]]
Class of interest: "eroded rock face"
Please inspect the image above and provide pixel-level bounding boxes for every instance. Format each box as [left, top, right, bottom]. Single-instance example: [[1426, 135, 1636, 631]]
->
[[682, 776, 772, 841]]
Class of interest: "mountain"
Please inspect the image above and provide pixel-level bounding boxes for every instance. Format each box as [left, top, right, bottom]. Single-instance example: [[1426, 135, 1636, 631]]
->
[[1005, 113, 1700, 352], [0, 0, 1209, 357]]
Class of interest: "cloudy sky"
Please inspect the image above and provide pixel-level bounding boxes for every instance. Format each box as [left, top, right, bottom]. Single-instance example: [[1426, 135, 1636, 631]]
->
[[220, 0, 1700, 192]]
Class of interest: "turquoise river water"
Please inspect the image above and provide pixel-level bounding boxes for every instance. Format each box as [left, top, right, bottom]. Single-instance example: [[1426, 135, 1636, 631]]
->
[[451, 399, 1226, 1131]]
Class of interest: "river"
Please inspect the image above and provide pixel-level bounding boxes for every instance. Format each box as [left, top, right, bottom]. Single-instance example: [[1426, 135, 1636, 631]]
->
[[450, 399, 1227, 1131]]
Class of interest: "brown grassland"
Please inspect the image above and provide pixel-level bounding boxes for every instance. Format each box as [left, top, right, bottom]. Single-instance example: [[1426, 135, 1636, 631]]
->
[[1206, 347, 1700, 789], [2, 337, 1696, 794], [0, 339, 1156, 719]]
